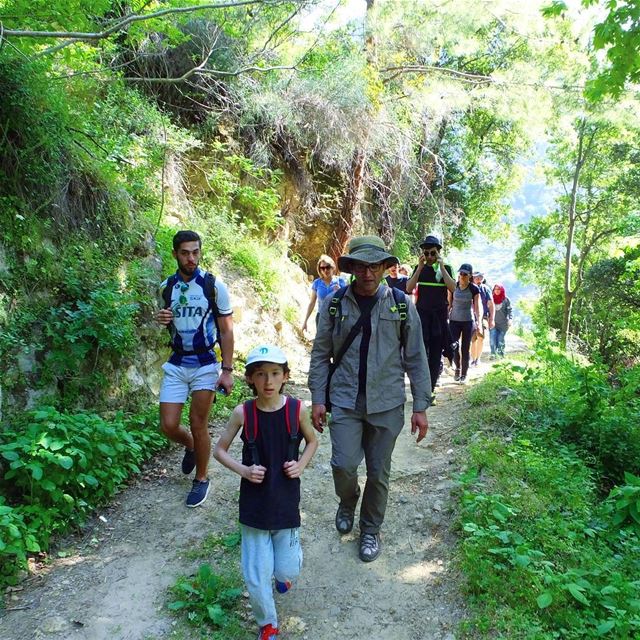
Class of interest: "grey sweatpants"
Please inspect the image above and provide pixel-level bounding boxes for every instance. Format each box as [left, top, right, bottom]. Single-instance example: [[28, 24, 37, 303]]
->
[[240, 524, 302, 628], [329, 397, 404, 534]]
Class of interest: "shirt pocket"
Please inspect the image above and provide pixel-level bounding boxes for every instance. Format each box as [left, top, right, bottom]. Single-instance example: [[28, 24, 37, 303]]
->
[[332, 305, 354, 337], [378, 307, 402, 342]]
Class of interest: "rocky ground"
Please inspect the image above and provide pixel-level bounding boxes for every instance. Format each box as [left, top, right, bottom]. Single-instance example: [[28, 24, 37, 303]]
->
[[0, 338, 524, 640]]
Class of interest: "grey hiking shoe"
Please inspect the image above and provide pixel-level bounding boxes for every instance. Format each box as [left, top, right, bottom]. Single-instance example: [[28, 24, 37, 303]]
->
[[359, 532, 381, 562], [335, 505, 355, 534]]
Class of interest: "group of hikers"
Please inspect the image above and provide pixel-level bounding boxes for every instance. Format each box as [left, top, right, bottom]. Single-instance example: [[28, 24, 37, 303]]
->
[[155, 229, 512, 640]]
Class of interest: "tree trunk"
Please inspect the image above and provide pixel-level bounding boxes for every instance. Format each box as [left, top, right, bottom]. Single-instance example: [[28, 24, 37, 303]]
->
[[330, 148, 367, 264], [561, 119, 586, 349], [329, 1, 375, 261]]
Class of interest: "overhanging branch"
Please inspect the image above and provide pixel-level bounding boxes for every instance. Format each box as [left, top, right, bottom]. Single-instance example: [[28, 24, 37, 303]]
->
[[1, 0, 277, 40]]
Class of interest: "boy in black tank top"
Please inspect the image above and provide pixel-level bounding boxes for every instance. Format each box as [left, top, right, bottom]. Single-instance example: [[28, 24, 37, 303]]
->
[[213, 345, 318, 640]]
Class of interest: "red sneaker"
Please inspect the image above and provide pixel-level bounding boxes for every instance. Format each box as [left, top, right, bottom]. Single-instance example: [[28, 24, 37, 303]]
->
[[258, 623, 279, 640]]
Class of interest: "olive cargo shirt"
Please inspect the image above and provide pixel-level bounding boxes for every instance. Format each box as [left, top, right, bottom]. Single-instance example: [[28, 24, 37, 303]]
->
[[308, 285, 431, 414]]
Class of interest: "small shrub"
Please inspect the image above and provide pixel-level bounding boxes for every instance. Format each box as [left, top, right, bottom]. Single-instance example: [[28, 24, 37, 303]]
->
[[168, 563, 244, 635], [0, 406, 167, 586]]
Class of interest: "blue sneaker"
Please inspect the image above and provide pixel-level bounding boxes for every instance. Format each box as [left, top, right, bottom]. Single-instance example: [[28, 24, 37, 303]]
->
[[181, 448, 196, 475], [186, 479, 210, 508], [275, 579, 291, 594]]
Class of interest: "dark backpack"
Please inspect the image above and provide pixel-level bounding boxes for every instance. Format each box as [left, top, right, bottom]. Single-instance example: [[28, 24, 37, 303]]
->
[[242, 397, 302, 466], [161, 271, 221, 355], [327, 284, 408, 348]]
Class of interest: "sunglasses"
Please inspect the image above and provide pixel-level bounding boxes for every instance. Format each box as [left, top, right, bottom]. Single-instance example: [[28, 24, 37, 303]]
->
[[319, 265, 333, 271], [423, 249, 438, 257]]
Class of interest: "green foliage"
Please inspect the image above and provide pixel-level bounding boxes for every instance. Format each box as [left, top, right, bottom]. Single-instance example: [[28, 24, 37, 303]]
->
[[0, 406, 167, 586], [456, 347, 640, 638], [42, 283, 139, 388], [516, 108, 640, 360], [543, 1, 640, 99], [574, 247, 640, 367], [184, 531, 242, 561], [168, 563, 245, 636]]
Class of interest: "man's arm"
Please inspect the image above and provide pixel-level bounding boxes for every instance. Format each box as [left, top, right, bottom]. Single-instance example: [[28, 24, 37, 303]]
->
[[217, 314, 234, 393], [406, 258, 424, 294], [402, 300, 432, 411], [308, 296, 335, 432], [437, 254, 456, 292]]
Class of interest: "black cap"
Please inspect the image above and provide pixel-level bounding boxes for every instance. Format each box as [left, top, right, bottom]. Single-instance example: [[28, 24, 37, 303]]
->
[[419, 234, 442, 250], [458, 263, 473, 275]]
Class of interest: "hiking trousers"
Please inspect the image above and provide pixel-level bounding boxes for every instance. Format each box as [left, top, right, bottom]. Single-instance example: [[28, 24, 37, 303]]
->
[[329, 395, 404, 534], [240, 524, 302, 628], [418, 307, 449, 389]]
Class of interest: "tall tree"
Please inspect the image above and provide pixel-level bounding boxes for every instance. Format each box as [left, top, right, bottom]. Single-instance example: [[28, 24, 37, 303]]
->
[[516, 101, 640, 347]]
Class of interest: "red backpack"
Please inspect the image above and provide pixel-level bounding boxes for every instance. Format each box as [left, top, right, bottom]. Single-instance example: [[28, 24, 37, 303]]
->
[[242, 397, 302, 466]]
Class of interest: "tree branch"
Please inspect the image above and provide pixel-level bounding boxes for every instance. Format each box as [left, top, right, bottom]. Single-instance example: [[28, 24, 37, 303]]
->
[[2, 0, 275, 40]]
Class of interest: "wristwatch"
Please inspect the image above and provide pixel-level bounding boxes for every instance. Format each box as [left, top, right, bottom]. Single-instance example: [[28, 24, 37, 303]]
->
[[221, 366, 233, 373]]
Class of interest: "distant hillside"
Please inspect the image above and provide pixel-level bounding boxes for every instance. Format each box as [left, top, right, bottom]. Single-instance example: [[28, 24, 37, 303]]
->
[[446, 156, 556, 327]]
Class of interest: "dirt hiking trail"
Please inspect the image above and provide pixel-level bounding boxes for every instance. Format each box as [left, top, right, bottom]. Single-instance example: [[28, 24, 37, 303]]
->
[[0, 340, 525, 640]]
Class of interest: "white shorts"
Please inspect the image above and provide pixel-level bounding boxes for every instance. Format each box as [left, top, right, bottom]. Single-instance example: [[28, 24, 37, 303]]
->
[[159, 362, 220, 404]]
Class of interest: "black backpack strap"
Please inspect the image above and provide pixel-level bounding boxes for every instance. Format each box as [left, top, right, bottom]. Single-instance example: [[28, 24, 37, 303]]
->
[[327, 285, 349, 329], [325, 285, 384, 410], [284, 397, 301, 461], [391, 287, 408, 350], [161, 273, 179, 309], [242, 399, 261, 466], [203, 272, 219, 316]]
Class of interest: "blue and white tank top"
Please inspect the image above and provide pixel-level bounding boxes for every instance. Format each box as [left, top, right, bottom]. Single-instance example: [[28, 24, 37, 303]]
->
[[160, 268, 232, 368]]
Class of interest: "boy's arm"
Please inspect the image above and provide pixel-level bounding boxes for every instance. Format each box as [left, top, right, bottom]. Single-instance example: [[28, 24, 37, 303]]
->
[[283, 402, 319, 479], [213, 405, 266, 483]]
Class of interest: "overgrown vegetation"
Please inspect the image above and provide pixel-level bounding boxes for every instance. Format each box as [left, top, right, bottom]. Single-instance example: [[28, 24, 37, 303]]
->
[[168, 533, 249, 639], [456, 344, 640, 638], [0, 406, 167, 586]]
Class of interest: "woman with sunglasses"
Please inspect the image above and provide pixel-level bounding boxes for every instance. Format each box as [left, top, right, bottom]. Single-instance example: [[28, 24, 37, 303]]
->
[[301, 255, 346, 333]]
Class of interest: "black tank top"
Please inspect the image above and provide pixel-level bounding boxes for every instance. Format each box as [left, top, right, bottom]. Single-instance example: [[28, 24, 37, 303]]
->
[[415, 264, 452, 312], [239, 401, 302, 530]]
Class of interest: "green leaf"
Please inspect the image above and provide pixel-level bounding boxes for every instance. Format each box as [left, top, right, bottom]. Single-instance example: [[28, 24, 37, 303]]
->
[[541, 1, 567, 18], [24, 535, 41, 553], [1, 451, 20, 462], [167, 600, 188, 611], [83, 474, 99, 487], [566, 583, 590, 606], [207, 604, 225, 624], [596, 620, 616, 635], [57, 455, 73, 469], [41, 479, 56, 491], [491, 508, 507, 523], [31, 464, 43, 481], [537, 592, 553, 609]]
